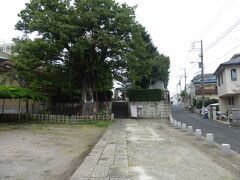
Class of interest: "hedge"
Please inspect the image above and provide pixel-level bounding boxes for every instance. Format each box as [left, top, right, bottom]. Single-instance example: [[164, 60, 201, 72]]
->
[[128, 89, 164, 101]]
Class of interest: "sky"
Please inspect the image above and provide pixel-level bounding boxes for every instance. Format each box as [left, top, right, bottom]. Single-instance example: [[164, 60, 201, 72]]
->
[[1, 0, 240, 97]]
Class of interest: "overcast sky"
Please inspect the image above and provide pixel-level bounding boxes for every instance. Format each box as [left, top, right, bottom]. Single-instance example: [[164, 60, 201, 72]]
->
[[1, 0, 240, 96]]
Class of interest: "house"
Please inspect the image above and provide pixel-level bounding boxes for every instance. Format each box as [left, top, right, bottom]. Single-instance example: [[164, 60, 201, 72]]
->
[[190, 73, 218, 106], [214, 54, 240, 113], [0, 42, 13, 54]]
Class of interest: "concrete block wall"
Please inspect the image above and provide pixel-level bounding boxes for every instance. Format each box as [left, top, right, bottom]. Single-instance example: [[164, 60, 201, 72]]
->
[[129, 101, 170, 118]]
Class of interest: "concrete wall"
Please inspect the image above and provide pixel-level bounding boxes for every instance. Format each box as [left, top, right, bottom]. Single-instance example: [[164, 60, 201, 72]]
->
[[219, 97, 228, 112], [129, 101, 170, 118], [0, 99, 43, 114]]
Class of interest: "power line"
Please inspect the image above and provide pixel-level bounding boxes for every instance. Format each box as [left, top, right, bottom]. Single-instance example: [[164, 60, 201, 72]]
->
[[187, 63, 197, 74], [204, 17, 240, 52], [205, 41, 240, 68], [184, 51, 190, 63], [197, 0, 237, 39]]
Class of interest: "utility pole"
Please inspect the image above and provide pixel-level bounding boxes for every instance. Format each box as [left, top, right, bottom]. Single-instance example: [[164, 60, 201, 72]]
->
[[200, 40, 205, 111], [191, 40, 205, 116], [178, 78, 181, 92], [184, 68, 187, 91]]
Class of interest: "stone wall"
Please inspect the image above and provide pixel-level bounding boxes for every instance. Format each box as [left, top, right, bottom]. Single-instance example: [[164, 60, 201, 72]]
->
[[129, 101, 170, 118]]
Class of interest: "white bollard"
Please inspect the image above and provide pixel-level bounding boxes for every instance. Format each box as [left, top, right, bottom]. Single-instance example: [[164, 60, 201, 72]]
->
[[195, 129, 202, 139], [222, 144, 231, 156], [174, 120, 178, 127], [170, 115, 174, 125], [177, 121, 182, 128], [188, 126, 193, 134], [182, 123, 187, 131], [206, 133, 214, 145]]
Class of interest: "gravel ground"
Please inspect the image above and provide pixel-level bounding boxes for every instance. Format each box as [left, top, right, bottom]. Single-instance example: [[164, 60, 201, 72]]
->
[[126, 119, 240, 180], [0, 124, 106, 180]]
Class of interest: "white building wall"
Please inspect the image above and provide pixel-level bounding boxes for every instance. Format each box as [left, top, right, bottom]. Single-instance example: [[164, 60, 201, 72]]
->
[[219, 98, 228, 112], [151, 80, 164, 89], [218, 66, 240, 97]]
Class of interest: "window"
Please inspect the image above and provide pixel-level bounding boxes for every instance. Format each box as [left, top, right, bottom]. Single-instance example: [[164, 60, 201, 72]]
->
[[221, 73, 223, 84], [218, 73, 223, 85], [218, 75, 221, 86], [231, 69, 237, 81], [228, 97, 234, 105]]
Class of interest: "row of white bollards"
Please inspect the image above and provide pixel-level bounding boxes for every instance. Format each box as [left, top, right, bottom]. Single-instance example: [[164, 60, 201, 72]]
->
[[169, 115, 232, 156]]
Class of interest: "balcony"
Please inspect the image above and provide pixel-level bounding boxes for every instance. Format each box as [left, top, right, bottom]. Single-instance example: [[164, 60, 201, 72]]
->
[[195, 88, 218, 95]]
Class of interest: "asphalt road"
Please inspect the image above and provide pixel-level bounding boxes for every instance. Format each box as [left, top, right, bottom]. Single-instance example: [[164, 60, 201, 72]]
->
[[171, 105, 240, 153]]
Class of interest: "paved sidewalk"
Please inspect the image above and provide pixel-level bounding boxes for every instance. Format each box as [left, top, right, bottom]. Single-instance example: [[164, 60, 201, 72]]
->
[[70, 118, 240, 180], [70, 120, 128, 180]]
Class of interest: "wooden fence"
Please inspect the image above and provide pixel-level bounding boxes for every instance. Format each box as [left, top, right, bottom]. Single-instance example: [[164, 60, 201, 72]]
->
[[33, 114, 113, 124], [0, 113, 114, 124]]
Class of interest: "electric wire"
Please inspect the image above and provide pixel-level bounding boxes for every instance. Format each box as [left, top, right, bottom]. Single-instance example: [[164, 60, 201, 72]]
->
[[204, 17, 240, 53], [205, 41, 240, 68], [187, 63, 197, 74], [197, 0, 236, 40]]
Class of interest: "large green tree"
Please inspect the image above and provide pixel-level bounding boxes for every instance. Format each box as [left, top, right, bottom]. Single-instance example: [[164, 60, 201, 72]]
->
[[12, 0, 169, 107], [14, 0, 145, 99]]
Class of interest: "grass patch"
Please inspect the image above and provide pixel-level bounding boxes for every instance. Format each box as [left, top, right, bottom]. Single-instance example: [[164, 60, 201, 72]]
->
[[0, 120, 112, 132], [94, 121, 112, 128]]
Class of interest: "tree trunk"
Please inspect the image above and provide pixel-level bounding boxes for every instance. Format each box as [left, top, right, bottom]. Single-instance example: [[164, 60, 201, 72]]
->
[[81, 84, 87, 115], [96, 91, 99, 113], [81, 82, 95, 115], [104, 92, 110, 115]]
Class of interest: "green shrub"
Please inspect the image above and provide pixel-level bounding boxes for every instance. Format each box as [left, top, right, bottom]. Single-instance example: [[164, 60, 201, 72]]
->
[[193, 98, 218, 109], [128, 89, 164, 101]]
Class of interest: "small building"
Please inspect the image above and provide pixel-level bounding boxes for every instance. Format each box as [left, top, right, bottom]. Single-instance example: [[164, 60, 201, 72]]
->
[[149, 80, 167, 89], [214, 54, 240, 113], [190, 73, 218, 104], [0, 42, 13, 54], [0, 52, 43, 114]]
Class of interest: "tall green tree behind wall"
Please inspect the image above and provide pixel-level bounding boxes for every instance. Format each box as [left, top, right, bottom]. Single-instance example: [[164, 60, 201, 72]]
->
[[12, 0, 170, 105]]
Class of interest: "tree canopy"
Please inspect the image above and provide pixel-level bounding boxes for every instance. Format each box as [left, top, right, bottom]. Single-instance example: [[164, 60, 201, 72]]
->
[[0, 86, 47, 101], [12, 0, 170, 102]]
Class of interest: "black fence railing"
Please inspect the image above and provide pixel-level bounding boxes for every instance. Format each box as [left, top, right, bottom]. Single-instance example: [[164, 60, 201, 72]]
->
[[0, 114, 31, 123]]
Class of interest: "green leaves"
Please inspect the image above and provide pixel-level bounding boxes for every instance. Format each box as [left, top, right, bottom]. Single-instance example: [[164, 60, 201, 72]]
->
[[128, 89, 164, 101], [13, 0, 170, 102], [0, 86, 47, 101]]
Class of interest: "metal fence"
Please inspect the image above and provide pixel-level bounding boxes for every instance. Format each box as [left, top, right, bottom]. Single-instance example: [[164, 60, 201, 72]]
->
[[0, 114, 29, 123]]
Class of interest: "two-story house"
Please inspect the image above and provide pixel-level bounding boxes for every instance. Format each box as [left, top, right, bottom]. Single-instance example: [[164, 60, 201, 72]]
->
[[190, 73, 218, 105], [214, 54, 240, 113]]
